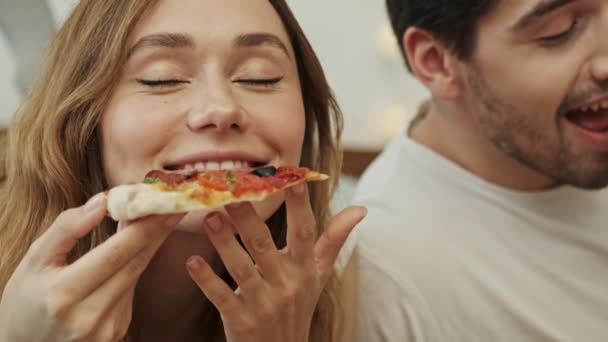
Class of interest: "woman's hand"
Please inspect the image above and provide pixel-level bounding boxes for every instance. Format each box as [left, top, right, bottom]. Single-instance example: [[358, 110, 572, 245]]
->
[[0, 193, 182, 342], [186, 183, 367, 342]]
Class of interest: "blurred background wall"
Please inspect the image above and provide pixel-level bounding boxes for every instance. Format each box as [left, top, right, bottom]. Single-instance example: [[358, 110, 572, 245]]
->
[[0, 0, 76, 125]]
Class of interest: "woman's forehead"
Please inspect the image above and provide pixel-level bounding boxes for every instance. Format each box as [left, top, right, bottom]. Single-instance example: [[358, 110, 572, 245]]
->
[[129, 0, 292, 49]]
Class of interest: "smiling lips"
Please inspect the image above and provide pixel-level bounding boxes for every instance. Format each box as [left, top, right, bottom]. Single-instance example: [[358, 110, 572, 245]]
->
[[166, 160, 269, 173], [164, 151, 270, 173]]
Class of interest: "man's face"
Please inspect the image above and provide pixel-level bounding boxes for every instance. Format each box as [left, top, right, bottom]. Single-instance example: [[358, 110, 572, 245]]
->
[[462, 0, 608, 189]]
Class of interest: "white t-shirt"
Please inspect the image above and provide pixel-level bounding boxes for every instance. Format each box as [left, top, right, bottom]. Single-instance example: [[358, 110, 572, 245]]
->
[[351, 133, 608, 342]]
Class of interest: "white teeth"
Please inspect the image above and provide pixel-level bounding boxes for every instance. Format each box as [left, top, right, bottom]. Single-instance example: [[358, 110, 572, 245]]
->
[[178, 160, 252, 171], [220, 161, 235, 170], [206, 161, 220, 170], [575, 100, 608, 113]]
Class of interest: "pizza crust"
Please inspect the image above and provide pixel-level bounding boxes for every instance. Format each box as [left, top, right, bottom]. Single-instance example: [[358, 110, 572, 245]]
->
[[107, 183, 201, 221], [107, 183, 277, 221]]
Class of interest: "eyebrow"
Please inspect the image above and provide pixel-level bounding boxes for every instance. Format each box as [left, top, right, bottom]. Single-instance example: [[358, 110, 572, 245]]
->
[[234, 32, 291, 59], [127, 32, 291, 60], [510, 0, 575, 31], [127, 33, 194, 59]]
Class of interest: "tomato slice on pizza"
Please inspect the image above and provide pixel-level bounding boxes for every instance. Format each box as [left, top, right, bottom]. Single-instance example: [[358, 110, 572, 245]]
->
[[107, 166, 328, 221]]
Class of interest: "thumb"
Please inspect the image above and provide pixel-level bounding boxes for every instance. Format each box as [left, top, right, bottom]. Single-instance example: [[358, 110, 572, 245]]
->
[[314, 206, 367, 283]]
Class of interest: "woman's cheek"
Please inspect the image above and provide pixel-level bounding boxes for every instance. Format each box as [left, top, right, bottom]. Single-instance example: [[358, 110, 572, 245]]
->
[[100, 95, 179, 185]]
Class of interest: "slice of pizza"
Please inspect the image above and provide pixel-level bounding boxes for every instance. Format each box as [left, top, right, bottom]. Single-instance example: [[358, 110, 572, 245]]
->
[[107, 166, 329, 221]]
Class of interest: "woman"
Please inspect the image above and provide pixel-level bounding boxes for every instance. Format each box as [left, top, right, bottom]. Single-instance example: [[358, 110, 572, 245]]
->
[[0, 0, 366, 341]]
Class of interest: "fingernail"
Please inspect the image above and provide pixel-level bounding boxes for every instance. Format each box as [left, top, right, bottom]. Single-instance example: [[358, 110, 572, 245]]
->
[[291, 182, 307, 196], [187, 257, 202, 271], [117, 221, 126, 232], [355, 206, 368, 222], [206, 214, 223, 232], [165, 215, 183, 227], [227, 202, 244, 211], [84, 193, 106, 212]]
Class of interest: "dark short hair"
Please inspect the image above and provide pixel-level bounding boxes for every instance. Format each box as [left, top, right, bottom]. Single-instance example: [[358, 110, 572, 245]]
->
[[386, 0, 498, 70]]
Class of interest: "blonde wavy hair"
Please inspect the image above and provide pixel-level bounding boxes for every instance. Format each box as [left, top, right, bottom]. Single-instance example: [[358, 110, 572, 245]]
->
[[0, 0, 347, 341]]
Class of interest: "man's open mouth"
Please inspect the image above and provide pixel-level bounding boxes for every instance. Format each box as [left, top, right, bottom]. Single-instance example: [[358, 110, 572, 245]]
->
[[565, 101, 608, 133]]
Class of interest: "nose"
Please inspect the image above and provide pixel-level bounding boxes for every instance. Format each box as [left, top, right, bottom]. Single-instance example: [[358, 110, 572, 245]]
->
[[590, 14, 608, 86], [590, 54, 608, 85], [187, 84, 248, 133]]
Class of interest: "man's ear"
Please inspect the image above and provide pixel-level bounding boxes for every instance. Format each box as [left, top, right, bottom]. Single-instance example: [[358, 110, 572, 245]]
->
[[402, 27, 462, 100]]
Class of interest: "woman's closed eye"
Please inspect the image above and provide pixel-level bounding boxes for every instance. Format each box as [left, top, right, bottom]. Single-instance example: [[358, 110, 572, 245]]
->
[[234, 76, 283, 87], [136, 79, 190, 87]]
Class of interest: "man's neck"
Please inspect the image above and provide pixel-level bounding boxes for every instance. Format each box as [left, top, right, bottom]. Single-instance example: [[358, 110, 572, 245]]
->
[[409, 100, 555, 191]]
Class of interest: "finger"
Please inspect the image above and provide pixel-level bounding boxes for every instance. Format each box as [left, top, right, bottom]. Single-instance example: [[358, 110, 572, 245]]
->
[[83, 227, 167, 307], [92, 286, 135, 342], [204, 212, 263, 292], [187, 255, 241, 317], [56, 214, 182, 303], [30, 193, 107, 267], [285, 182, 316, 266], [62, 228, 165, 332], [68, 282, 136, 342], [314, 206, 367, 283], [224, 203, 281, 277]]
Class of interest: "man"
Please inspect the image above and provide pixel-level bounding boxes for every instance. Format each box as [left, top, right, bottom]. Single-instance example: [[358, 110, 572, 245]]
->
[[352, 1, 608, 341]]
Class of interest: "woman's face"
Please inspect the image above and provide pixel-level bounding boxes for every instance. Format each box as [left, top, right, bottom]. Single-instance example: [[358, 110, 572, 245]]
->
[[100, 0, 306, 231]]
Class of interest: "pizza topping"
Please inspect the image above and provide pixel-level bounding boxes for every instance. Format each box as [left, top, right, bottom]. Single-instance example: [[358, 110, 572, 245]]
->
[[266, 176, 289, 189], [198, 172, 230, 191], [250, 166, 277, 177], [144, 170, 195, 186], [266, 166, 308, 188], [144, 166, 314, 195], [276, 166, 308, 180], [225, 171, 236, 192], [232, 173, 273, 196], [144, 176, 161, 184]]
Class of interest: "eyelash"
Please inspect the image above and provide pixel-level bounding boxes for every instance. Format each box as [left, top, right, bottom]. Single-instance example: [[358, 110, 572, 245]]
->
[[539, 18, 581, 45], [136, 77, 283, 88], [235, 77, 283, 87], [136, 79, 188, 87]]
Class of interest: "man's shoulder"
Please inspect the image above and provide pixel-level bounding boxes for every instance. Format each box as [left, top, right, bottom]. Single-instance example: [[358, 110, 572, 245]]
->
[[353, 154, 434, 212], [350, 134, 493, 285], [353, 201, 455, 276], [351, 204, 455, 342]]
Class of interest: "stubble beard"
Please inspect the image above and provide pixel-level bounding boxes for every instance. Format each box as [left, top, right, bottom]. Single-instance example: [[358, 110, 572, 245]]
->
[[465, 66, 608, 190]]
